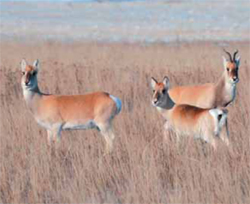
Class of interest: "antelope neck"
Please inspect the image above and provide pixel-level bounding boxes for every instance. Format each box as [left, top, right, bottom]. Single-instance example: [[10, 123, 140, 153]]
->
[[157, 93, 175, 110]]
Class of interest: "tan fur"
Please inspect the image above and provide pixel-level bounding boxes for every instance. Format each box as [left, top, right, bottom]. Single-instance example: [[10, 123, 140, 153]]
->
[[151, 77, 229, 149], [168, 83, 215, 108], [168, 50, 240, 108], [35, 93, 115, 123], [20, 59, 121, 154]]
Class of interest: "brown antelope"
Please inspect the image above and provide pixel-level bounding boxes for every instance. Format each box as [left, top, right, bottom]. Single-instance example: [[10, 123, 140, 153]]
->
[[151, 76, 229, 149], [20, 59, 122, 153], [168, 50, 240, 109]]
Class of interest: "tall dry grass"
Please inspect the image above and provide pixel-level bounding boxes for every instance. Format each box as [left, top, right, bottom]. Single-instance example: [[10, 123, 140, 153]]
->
[[0, 41, 250, 203]]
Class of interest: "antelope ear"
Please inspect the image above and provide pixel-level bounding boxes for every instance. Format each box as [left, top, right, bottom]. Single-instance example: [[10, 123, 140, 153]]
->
[[235, 56, 241, 67], [21, 59, 27, 72], [222, 56, 228, 69], [162, 76, 170, 89], [33, 59, 39, 72], [151, 77, 157, 89]]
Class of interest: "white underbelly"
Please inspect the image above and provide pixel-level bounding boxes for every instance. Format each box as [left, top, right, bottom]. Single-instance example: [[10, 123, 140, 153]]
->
[[63, 120, 97, 130], [35, 118, 97, 131]]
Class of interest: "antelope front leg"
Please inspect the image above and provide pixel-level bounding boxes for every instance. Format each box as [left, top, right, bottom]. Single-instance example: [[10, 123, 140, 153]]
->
[[163, 121, 170, 142], [51, 123, 63, 144], [164, 121, 180, 144], [164, 121, 171, 131], [47, 130, 53, 146]]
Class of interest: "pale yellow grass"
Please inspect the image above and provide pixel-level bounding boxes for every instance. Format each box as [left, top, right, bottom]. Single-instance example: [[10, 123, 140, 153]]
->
[[0, 41, 250, 203]]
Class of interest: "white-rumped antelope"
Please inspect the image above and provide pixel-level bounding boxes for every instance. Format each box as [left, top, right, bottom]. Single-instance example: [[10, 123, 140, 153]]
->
[[168, 50, 240, 109], [20, 59, 122, 153], [151, 76, 229, 149]]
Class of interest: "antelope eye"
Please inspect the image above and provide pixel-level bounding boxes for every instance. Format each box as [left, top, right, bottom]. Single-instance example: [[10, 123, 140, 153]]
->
[[162, 89, 166, 94]]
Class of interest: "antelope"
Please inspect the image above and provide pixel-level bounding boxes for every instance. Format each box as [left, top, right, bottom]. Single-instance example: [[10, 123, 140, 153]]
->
[[151, 76, 229, 149], [20, 59, 122, 154], [168, 50, 240, 109]]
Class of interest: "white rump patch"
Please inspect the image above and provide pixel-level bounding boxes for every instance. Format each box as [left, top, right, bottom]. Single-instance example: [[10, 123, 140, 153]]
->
[[209, 109, 223, 118], [209, 109, 227, 136], [110, 95, 122, 114]]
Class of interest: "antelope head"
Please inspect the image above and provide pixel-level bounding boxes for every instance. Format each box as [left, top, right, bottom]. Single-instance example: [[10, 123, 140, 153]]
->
[[151, 76, 170, 108], [20, 59, 40, 91], [223, 49, 240, 84]]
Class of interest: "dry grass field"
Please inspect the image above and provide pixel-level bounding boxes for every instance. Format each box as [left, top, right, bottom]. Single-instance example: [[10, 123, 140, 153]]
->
[[0, 41, 250, 203]]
